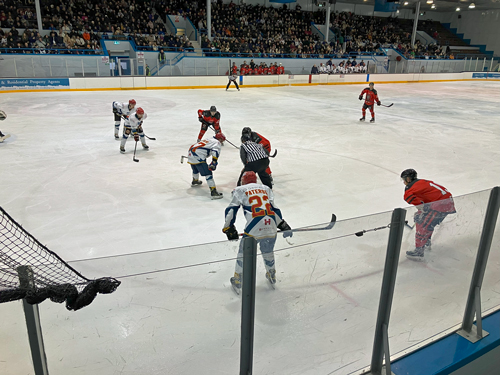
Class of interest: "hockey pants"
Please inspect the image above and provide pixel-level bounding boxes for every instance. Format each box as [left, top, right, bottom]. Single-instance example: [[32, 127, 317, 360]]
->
[[237, 158, 272, 189], [235, 236, 277, 276]]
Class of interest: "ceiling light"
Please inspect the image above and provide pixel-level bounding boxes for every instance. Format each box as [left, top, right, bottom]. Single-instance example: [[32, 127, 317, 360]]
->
[[404, 1, 408, 5], [469, 2, 475, 8], [456, 7, 461, 10], [431, 4, 436, 8], [426, 0, 433, 3]]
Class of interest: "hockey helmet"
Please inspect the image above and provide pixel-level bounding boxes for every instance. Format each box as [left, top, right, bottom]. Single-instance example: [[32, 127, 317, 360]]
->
[[210, 105, 217, 112], [129, 99, 137, 107], [214, 132, 226, 142], [400, 169, 417, 181], [242, 127, 252, 136], [241, 171, 257, 185], [136, 107, 145, 117], [369, 82, 374, 87]]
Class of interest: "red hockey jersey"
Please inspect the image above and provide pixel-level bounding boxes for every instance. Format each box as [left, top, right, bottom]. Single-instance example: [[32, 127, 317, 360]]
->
[[404, 179, 455, 213]]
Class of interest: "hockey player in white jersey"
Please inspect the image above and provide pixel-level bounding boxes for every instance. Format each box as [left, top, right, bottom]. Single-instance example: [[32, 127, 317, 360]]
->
[[223, 171, 292, 293], [120, 107, 149, 153], [187, 132, 226, 199], [112, 99, 136, 139]]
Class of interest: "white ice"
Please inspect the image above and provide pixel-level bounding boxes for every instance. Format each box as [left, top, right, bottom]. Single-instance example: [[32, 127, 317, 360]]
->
[[1, 81, 500, 375]]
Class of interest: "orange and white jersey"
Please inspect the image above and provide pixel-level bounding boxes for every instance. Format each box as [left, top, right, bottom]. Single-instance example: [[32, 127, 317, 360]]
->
[[124, 112, 147, 131], [187, 137, 221, 164], [224, 183, 284, 239]]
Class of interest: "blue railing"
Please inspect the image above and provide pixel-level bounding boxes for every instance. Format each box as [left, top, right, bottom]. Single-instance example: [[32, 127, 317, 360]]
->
[[201, 49, 384, 59], [0, 47, 103, 55]]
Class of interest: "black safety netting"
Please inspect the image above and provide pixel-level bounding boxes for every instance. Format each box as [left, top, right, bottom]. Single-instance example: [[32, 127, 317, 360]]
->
[[0, 206, 120, 311]]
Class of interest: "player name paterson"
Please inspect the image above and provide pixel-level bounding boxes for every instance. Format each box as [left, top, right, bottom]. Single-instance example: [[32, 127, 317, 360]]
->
[[245, 188, 269, 196]]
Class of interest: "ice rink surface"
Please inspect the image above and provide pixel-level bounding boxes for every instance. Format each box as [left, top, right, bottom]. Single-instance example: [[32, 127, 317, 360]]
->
[[1, 80, 500, 375]]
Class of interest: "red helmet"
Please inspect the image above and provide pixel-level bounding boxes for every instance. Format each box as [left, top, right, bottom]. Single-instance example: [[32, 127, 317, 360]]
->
[[136, 107, 144, 116], [214, 132, 226, 142], [241, 171, 257, 185], [129, 99, 136, 106]]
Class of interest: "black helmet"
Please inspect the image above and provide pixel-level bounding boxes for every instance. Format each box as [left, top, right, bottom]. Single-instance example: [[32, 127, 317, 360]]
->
[[242, 127, 252, 136], [400, 169, 417, 181], [210, 105, 217, 112], [369, 82, 374, 86], [241, 134, 251, 143]]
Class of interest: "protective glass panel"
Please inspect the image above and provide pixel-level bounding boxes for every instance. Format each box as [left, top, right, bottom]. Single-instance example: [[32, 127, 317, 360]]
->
[[390, 190, 490, 357], [39, 240, 241, 375], [0, 301, 33, 375], [253, 211, 394, 375], [481, 190, 500, 314]]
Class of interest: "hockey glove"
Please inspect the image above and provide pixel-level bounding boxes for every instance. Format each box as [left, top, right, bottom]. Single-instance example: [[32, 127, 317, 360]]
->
[[278, 220, 293, 238], [198, 116, 204, 123], [223, 225, 239, 241], [359, 95, 363, 101], [137, 126, 143, 133], [134, 135, 140, 142], [209, 161, 217, 171], [377, 102, 381, 106], [113, 107, 118, 114]]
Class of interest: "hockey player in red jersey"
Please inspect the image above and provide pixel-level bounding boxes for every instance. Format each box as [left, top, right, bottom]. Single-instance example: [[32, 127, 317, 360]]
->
[[401, 169, 456, 260], [197, 106, 222, 142], [359, 82, 381, 123]]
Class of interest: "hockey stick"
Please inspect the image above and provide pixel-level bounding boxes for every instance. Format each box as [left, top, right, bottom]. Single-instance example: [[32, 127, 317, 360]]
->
[[180, 155, 188, 164], [209, 124, 239, 149], [144, 134, 156, 141], [132, 141, 139, 162], [238, 214, 336, 237], [292, 214, 337, 233], [405, 221, 415, 230], [380, 103, 393, 108], [269, 149, 277, 158]]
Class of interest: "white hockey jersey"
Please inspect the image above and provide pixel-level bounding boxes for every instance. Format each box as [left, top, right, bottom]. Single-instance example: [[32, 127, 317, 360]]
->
[[125, 112, 147, 131], [224, 183, 284, 239], [113, 101, 135, 117], [188, 138, 221, 164]]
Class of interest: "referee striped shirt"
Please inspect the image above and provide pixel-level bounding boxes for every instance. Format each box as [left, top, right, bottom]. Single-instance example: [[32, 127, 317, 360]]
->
[[240, 141, 268, 163]]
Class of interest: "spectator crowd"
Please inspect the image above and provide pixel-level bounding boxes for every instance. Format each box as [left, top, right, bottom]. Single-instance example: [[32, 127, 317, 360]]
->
[[0, 0, 454, 59], [311, 57, 367, 74]]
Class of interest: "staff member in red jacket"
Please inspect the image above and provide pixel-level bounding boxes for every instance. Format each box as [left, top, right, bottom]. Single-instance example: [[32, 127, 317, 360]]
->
[[401, 169, 456, 260], [359, 82, 381, 123]]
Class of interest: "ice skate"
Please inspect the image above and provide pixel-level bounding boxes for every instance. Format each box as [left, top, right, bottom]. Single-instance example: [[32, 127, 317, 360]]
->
[[424, 239, 432, 251], [230, 273, 242, 295], [406, 247, 424, 261], [0, 133, 10, 142], [191, 179, 202, 187], [370, 118, 375, 123], [142, 143, 149, 150], [266, 269, 276, 289], [359, 117, 365, 122], [114, 134, 120, 140], [210, 187, 223, 200], [120, 146, 126, 153]]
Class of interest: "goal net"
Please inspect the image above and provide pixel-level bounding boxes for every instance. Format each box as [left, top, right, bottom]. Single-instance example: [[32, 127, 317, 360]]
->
[[0, 206, 120, 311]]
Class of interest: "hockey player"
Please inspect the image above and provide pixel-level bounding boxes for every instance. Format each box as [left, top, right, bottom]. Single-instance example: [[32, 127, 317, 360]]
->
[[197, 106, 222, 142], [0, 110, 10, 143], [238, 137, 272, 189], [401, 169, 456, 260], [241, 127, 272, 180], [359, 82, 381, 123], [226, 74, 240, 91], [120, 107, 149, 153], [223, 171, 292, 293], [112, 99, 136, 140], [188, 132, 226, 199]]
